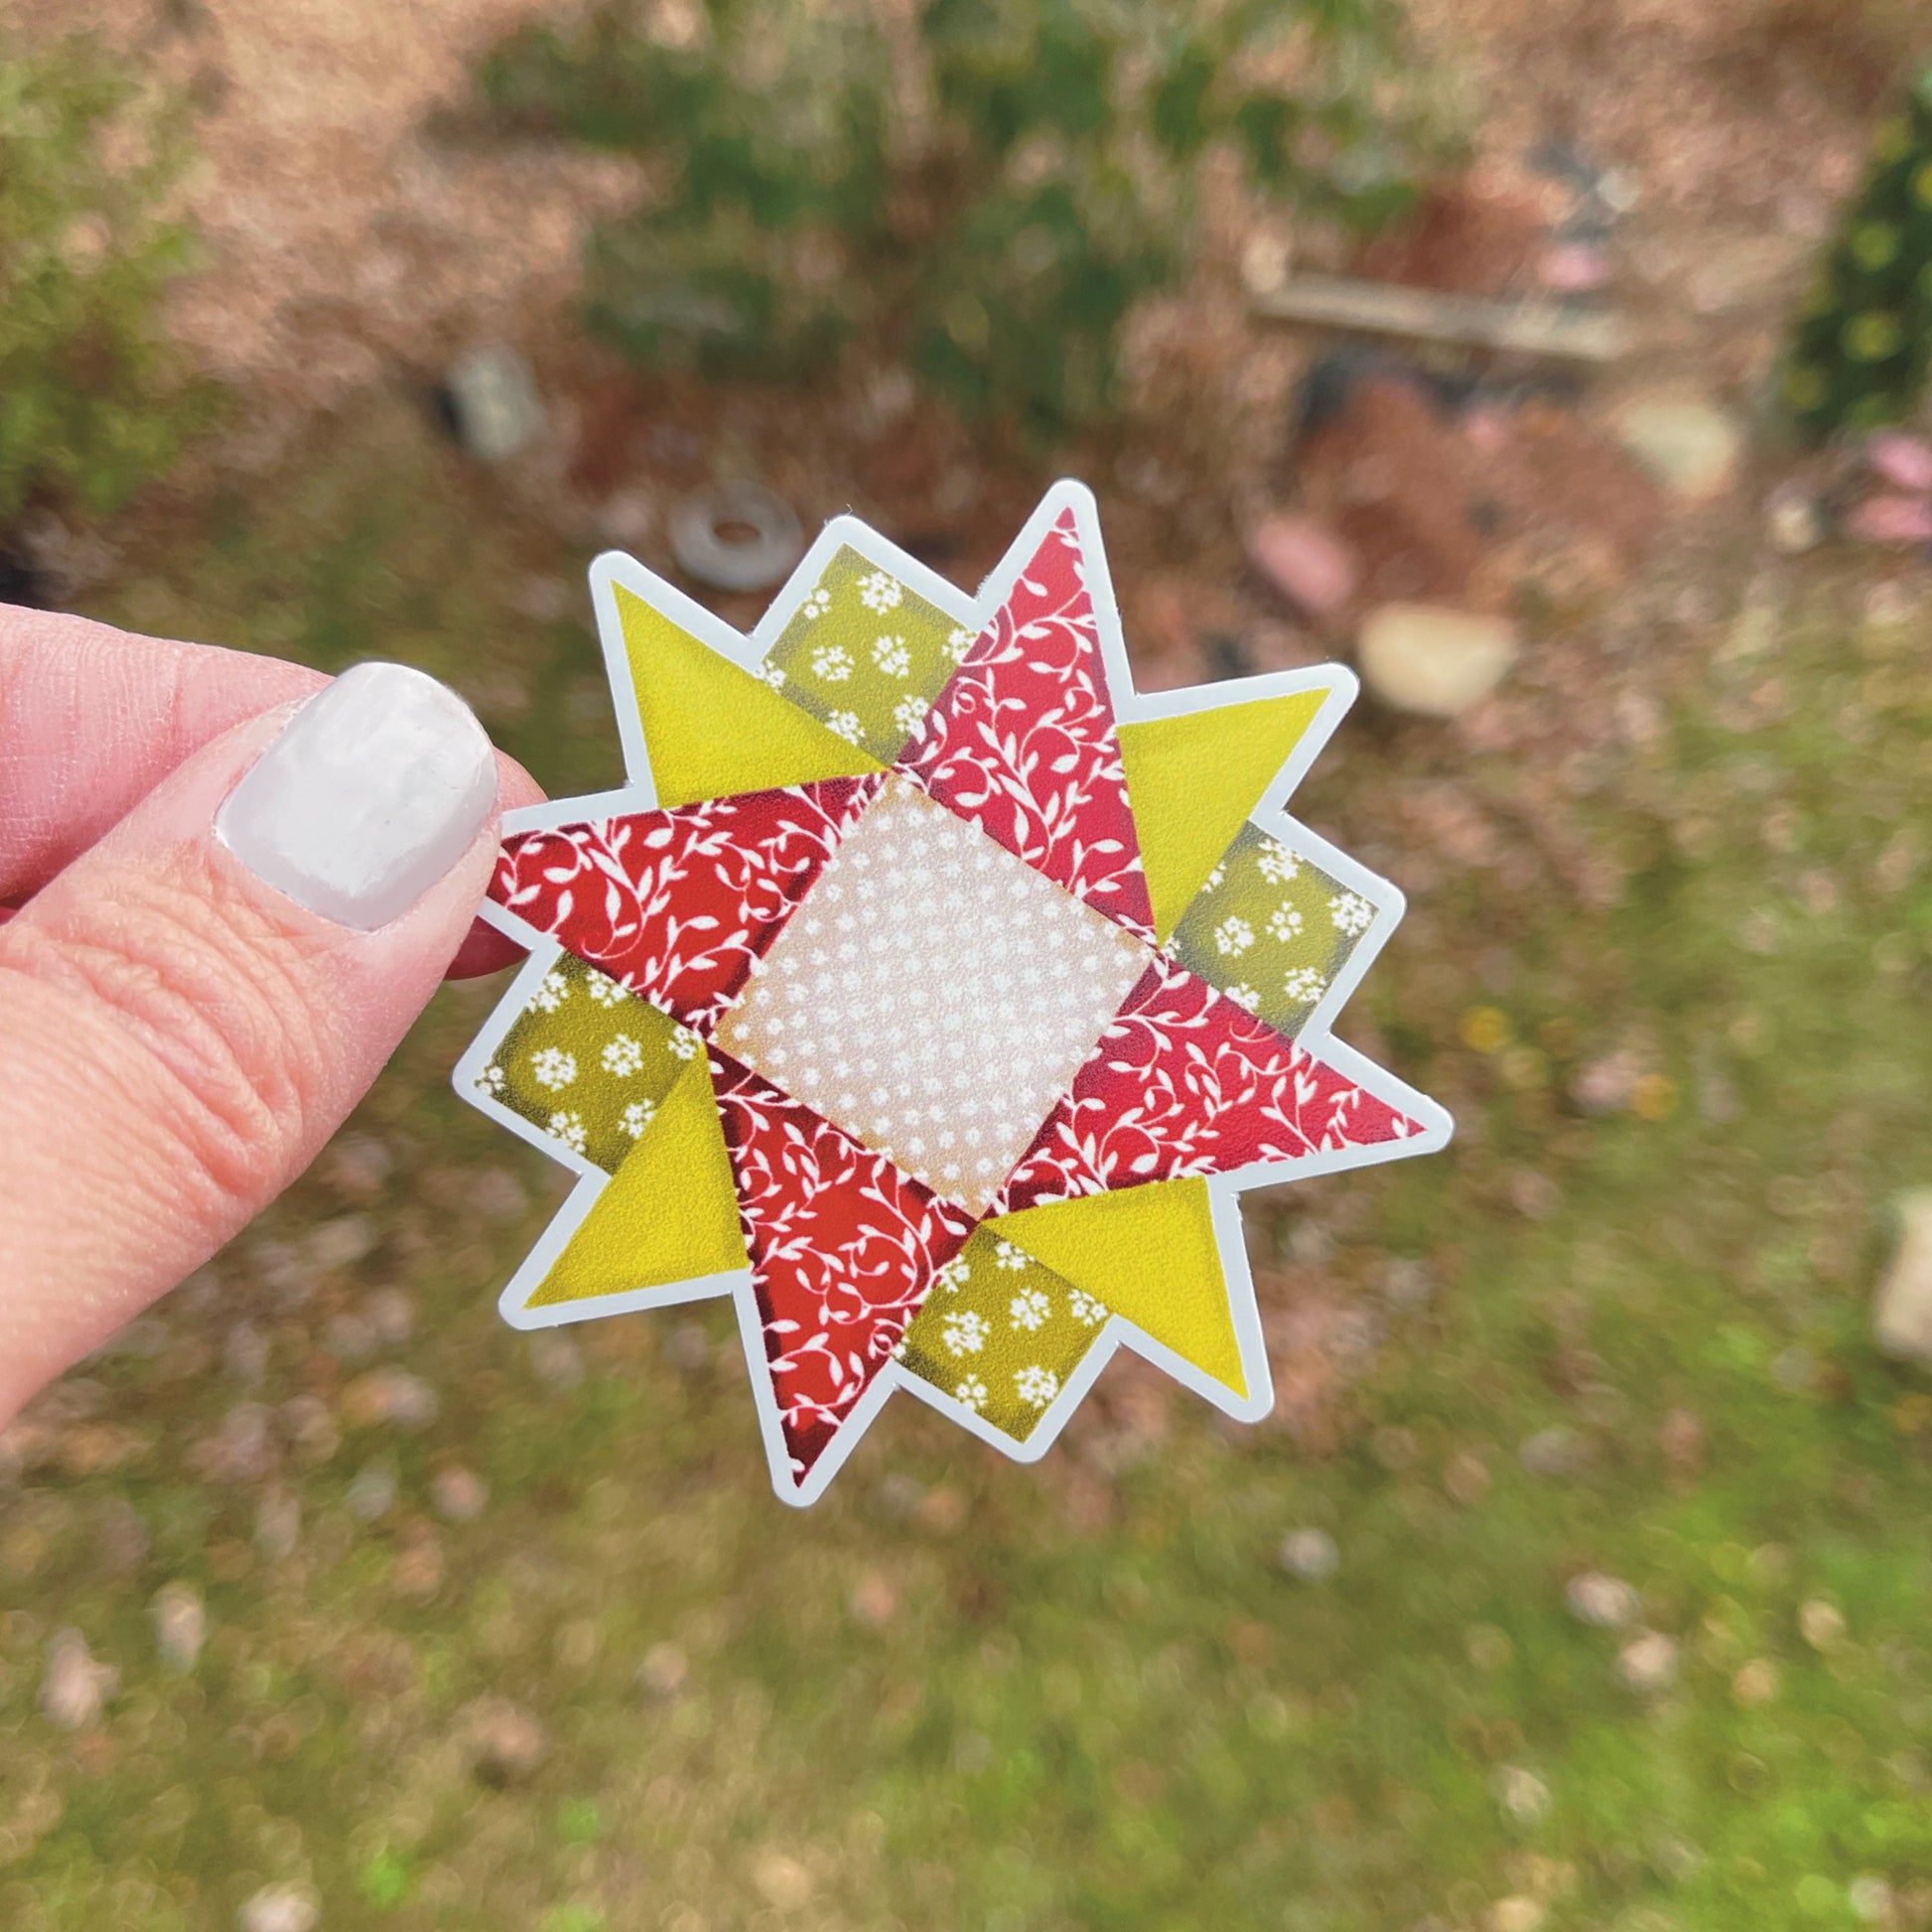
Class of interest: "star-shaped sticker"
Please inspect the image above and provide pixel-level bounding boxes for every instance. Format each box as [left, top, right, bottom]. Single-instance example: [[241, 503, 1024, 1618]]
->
[[457, 482, 1451, 1504]]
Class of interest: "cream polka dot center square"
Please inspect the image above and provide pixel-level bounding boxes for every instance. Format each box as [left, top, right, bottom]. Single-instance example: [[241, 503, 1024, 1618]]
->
[[722, 774, 1150, 1212]]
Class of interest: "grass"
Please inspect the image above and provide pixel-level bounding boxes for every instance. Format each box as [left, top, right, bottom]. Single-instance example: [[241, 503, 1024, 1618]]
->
[[2, 393, 1931, 1931]]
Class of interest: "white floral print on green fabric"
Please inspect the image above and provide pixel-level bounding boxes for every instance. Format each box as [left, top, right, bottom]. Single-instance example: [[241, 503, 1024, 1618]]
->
[[762, 544, 963, 759], [476, 952, 693, 1172], [1167, 822, 1381, 1042], [897, 1224, 1109, 1443]]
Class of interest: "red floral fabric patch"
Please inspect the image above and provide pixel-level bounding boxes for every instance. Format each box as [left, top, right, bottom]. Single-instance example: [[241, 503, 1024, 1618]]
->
[[897, 509, 1156, 939], [488, 776, 880, 1032], [996, 954, 1423, 1210], [709, 1050, 975, 1478]]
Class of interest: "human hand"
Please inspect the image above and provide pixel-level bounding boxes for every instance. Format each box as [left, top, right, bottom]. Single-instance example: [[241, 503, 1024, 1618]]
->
[[0, 606, 542, 1424]]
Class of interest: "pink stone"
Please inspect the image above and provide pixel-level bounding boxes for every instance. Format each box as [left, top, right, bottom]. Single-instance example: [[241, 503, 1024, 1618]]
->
[[1848, 492, 1932, 544], [1866, 430, 1932, 495], [1538, 242, 1613, 293], [1246, 513, 1358, 617]]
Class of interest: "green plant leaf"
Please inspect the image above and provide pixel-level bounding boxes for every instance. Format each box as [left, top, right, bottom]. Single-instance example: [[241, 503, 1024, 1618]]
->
[[1150, 39, 1216, 159], [505, 0, 1440, 438]]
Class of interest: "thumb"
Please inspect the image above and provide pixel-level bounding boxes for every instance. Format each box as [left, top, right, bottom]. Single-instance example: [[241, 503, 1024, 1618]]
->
[[0, 661, 502, 1421]]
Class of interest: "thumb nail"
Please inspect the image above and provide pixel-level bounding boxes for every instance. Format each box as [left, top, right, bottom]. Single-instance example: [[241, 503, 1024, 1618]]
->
[[215, 661, 497, 930]]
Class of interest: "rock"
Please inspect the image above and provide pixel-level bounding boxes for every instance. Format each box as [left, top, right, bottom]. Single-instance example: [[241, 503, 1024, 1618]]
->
[[321, 1312, 375, 1363], [250, 1238, 318, 1306], [1280, 1528, 1339, 1581], [1466, 1623, 1513, 1673], [528, 1330, 584, 1392], [1595, 168, 1640, 214], [1772, 1344, 1815, 1392], [1850, 1875, 1895, 1924], [1616, 1629, 1679, 1694], [668, 481, 803, 593], [308, 1214, 375, 1272], [1445, 1449, 1491, 1504], [638, 1641, 689, 1699], [1847, 493, 1932, 544], [874, 1473, 926, 1519], [1571, 1048, 1640, 1115], [1356, 604, 1518, 719], [1565, 1572, 1639, 1629], [596, 489, 657, 550], [151, 1582, 207, 1672], [469, 1166, 529, 1222], [1609, 395, 1743, 503], [431, 1464, 488, 1523], [96, 1497, 150, 1576], [41, 1628, 117, 1729], [345, 1458, 397, 1522], [1798, 1597, 1846, 1650], [444, 344, 544, 463], [237, 1882, 320, 1932], [663, 1321, 710, 1372], [321, 1131, 392, 1202], [752, 1847, 814, 1911], [849, 1572, 898, 1629], [1488, 1897, 1546, 1932], [1492, 1764, 1552, 1825], [1539, 242, 1613, 293], [363, 1289, 415, 1346], [1653, 1406, 1700, 1460], [916, 1484, 969, 1535], [1239, 231, 1290, 296], [1507, 1170, 1561, 1220], [193, 1402, 277, 1482], [459, 1696, 548, 1783], [1764, 483, 1825, 555], [1383, 1257, 1437, 1307], [1246, 512, 1358, 617], [393, 1532, 445, 1599], [255, 1489, 301, 1561], [1866, 430, 1932, 494], [509, 575, 572, 624], [1519, 1427, 1587, 1477], [224, 1321, 268, 1386], [1873, 1190, 1932, 1364], [341, 1368, 438, 1430], [279, 1394, 341, 1466], [862, 365, 915, 430]]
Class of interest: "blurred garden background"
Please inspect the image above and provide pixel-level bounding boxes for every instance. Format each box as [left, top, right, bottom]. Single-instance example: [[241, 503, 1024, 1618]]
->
[[4, 1, 1932, 1927]]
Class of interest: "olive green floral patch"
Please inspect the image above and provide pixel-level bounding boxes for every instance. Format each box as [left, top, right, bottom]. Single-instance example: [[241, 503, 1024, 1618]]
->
[[1167, 821, 1380, 1040], [897, 1224, 1107, 1443], [760, 543, 971, 760], [475, 952, 702, 1172]]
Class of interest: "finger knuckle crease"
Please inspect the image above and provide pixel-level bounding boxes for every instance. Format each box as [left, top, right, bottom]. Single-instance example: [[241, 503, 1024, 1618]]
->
[[8, 856, 328, 1203]]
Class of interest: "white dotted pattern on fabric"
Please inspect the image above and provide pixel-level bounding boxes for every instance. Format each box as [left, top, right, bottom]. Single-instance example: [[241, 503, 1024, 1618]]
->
[[722, 774, 1150, 1212]]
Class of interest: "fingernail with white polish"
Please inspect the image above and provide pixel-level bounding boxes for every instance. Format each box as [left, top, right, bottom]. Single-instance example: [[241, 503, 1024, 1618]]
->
[[216, 662, 496, 930]]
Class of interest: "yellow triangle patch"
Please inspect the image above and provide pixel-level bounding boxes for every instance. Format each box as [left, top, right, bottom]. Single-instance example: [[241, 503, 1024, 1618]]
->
[[987, 1178, 1246, 1397], [616, 583, 884, 806], [524, 1056, 748, 1309], [1119, 689, 1331, 942]]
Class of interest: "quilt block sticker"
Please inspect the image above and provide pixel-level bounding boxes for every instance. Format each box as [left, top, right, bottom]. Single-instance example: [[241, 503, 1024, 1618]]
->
[[456, 482, 1451, 1504]]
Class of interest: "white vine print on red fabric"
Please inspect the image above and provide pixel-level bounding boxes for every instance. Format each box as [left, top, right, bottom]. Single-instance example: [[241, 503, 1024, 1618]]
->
[[898, 509, 1156, 940], [996, 954, 1423, 1210], [711, 1051, 975, 1476], [488, 776, 881, 1032]]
